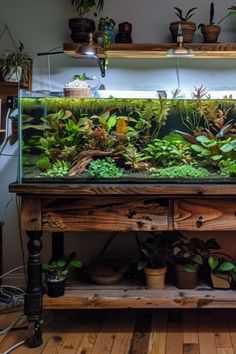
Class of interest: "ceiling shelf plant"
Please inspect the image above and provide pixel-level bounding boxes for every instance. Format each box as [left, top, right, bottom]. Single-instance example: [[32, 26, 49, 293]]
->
[[69, 0, 105, 43], [169, 7, 197, 43]]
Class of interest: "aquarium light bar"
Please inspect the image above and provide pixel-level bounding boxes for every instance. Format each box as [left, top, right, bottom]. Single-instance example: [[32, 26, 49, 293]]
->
[[166, 23, 194, 57]]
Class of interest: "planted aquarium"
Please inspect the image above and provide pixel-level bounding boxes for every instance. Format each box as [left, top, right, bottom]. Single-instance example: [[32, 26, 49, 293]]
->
[[19, 88, 236, 183]]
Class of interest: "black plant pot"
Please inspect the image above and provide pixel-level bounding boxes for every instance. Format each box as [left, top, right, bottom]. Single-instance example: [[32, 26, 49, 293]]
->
[[69, 18, 95, 43], [46, 279, 65, 298]]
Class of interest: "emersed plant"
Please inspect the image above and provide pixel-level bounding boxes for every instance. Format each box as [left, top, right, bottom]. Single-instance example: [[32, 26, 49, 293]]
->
[[87, 157, 123, 178], [36, 156, 52, 172], [42, 160, 72, 177], [145, 139, 193, 167], [191, 135, 236, 167], [151, 164, 209, 179], [122, 145, 150, 171], [219, 158, 236, 177]]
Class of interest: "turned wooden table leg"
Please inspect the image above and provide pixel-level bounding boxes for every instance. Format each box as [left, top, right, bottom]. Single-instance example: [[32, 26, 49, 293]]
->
[[25, 231, 43, 347]]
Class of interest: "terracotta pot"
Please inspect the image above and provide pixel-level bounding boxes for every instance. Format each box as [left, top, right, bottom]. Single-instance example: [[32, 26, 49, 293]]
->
[[176, 265, 197, 289], [144, 267, 167, 289], [211, 272, 230, 289], [200, 25, 221, 43], [169, 21, 196, 43]]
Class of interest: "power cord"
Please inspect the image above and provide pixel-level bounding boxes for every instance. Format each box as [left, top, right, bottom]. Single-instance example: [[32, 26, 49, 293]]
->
[[2, 339, 26, 354]]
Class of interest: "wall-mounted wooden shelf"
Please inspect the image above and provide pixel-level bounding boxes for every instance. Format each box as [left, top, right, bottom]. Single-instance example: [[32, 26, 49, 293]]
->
[[63, 42, 236, 59]]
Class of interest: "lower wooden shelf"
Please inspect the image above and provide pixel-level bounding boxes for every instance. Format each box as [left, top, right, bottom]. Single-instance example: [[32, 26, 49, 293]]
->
[[43, 282, 236, 309]]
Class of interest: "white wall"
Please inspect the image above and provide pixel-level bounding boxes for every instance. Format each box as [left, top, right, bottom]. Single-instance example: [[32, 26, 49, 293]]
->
[[1, 0, 236, 272]]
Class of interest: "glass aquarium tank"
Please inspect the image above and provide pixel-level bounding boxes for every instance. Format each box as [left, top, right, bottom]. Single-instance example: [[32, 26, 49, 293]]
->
[[19, 88, 236, 183]]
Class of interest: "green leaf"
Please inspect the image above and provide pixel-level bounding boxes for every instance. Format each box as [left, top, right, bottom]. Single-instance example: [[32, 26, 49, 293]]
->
[[220, 144, 233, 153], [208, 256, 218, 271], [184, 264, 197, 272], [70, 259, 82, 268], [219, 262, 235, 272], [197, 136, 211, 144], [211, 155, 222, 161], [57, 260, 66, 268], [107, 115, 117, 132]]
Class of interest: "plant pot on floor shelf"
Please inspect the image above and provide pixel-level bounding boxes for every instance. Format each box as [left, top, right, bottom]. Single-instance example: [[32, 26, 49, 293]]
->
[[199, 24, 221, 43], [46, 279, 65, 298], [175, 265, 198, 289], [211, 272, 230, 289], [144, 267, 167, 289]]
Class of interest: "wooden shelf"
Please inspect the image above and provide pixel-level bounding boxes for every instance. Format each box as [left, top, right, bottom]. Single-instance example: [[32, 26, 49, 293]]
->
[[43, 282, 236, 309], [63, 43, 236, 59]]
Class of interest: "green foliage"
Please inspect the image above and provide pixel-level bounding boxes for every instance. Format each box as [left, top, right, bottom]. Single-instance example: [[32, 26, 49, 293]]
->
[[219, 159, 236, 177], [42, 254, 82, 281], [98, 16, 116, 31], [36, 157, 52, 172], [87, 158, 123, 178], [122, 145, 150, 171], [172, 237, 203, 272], [208, 255, 236, 282], [72, 73, 87, 81], [151, 165, 209, 179], [42, 160, 71, 177], [71, 0, 104, 16], [191, 135, 236, 167], [174, 7, 197, 21], [138, 233, 175, 270], [145, 139, 192, 167]]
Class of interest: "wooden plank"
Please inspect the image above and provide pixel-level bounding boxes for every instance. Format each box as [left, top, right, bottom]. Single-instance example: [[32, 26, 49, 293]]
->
[[198, 312, 217, 354], [21, 197, 41, 230], [129, 309, 152, 354], [227, 310, 236, 354], [166, 322, 183, 354], [147, 309, 167, 354], [174, 199, 236, 231], [110, 310, 136, 354], [217, 349, 234, 354], [41, 197, 169, 232], [183, 310, 198, 344], [9, 183, 236, 197], [43, 286, 236, 309], [0, 315, 27, 353], [183, 344, 199, 354], [212, 310, 233, 350]]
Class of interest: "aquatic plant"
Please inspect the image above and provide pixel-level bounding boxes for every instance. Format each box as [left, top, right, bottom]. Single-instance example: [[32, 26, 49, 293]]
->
[[191, 135, 236, 167], [87, 158, 123, 178], [145, 139, 193, 167], [43, 160, 71, 177], [36, 157, 52, 172], [219, 159, 236, 177], [122, 145, 150, 171], [151, 165, 209, 179]]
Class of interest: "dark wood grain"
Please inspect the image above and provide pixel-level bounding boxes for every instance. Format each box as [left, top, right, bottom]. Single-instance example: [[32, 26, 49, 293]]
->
[[21, 197, 42, 230]]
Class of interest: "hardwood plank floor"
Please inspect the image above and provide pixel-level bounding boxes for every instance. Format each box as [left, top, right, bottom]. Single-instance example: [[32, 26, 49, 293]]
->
[[1, 309, 236, 353]]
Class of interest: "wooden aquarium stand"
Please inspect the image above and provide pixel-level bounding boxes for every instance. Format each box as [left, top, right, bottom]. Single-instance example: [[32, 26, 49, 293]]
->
[[9, 182, 236, 347]]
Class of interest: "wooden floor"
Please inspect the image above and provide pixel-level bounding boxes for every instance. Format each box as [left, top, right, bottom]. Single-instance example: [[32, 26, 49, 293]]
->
[[1, 309, 236, 353]]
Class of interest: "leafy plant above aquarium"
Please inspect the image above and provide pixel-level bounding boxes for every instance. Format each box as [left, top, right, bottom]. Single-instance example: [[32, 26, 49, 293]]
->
[[20, 87, 236, 181]]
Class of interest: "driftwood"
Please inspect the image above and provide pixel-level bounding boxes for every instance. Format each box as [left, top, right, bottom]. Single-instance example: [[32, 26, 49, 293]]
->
[[69, 150, 115, 176]]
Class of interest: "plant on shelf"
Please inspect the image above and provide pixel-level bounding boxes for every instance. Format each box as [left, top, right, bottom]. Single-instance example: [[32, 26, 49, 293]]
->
[[138, 232, 176, 289], [69, 0, 105, 43], [198, 2, 221, 43], [171, 237, 203, 289], [42, 254, 82, 297], [169, 7, 198, 43], [97, 16, 116, 46], [0, 41, 31, 83], [208, 255, 236, 289]]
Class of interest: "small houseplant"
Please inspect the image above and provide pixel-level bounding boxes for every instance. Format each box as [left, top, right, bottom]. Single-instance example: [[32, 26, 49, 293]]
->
[[172, 237, 203, 289], [42, 255, 82, 297], [69, 0, 105, 43], [208, 255, 236, 289], [97, 16, 116, 45], [169, 7, 197, 43], [199, 3, 236, 43], [138, 232, 173, 289], [0, 41, 31, 83]]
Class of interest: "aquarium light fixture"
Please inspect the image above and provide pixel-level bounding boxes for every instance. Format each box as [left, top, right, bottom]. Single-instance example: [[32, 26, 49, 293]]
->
[[75, 33, 106, 77], [167, 24, 194, 57]]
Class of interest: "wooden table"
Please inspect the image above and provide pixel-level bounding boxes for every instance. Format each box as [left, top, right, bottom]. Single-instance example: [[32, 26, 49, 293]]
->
[[9, 182, 236, 347]]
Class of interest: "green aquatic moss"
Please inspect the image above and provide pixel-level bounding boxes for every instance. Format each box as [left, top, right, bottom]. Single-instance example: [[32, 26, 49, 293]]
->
[[87, 158, 123, 178], [151, 165, 209, 179]]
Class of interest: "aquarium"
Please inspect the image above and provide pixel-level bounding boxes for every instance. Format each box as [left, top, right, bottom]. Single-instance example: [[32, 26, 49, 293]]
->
[[19, 88, 236, 183]]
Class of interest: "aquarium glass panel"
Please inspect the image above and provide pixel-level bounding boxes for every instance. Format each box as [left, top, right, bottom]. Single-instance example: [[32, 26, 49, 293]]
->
[[19, 89, 236, 183]]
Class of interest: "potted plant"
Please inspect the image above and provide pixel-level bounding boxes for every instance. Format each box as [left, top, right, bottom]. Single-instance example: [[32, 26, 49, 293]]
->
[[172, 237, 203, 289], [97, 16, 116, 45], [138, 232, 173, 289], [0, 41, 31, 83], [208, 255, 236, 289], [169, 7, 197, 43], [42, 254, 82, 297], [199, 3, 236, 43], [69, 0, 105, 43]]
